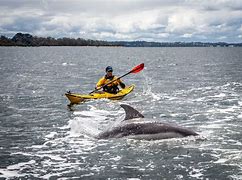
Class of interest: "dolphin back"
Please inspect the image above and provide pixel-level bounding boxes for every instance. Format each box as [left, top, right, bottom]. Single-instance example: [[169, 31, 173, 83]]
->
[[97, 104, 198, 140], [120, 104, 144, 120]]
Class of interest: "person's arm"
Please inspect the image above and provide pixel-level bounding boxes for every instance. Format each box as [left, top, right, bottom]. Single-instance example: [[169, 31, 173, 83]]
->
[[96, 77, 105, 89], [113, 76, 125, 88], [118, 78, 125, 88]]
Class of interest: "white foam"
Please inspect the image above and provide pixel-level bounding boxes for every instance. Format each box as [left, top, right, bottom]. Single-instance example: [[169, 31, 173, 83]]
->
[[41, 171, 67, 179], [207, 105, 239, 114], [0, 168, 23, 178], [238, 101, 242, 106], [214, 158, 228, 164], [0, 160, 36, 178], [45, 132, 58, 139], [7, 160, 36, 170], [238, 114, 242, 119], [151, 93, 161, 101], [110, 155, 122, 161], [213, 93, 226, 98], [189, 167, 204, 178], [73, 109, 110, 117], [68, 117, 100, 137]]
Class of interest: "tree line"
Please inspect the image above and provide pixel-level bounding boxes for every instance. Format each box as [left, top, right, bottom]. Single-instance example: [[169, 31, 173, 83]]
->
[[0, 33, 241, 47], [0, 33, 117, 46]]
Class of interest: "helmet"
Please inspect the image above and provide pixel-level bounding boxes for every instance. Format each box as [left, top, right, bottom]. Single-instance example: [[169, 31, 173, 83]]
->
[[105, 66, 113, 72]]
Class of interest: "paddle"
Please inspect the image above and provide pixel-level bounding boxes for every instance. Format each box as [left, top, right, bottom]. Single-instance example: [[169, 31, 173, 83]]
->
[[89, 63, 144, 94]]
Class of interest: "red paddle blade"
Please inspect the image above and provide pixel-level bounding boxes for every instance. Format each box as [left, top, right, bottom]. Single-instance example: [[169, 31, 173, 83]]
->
[[130, 63, 144, 73]]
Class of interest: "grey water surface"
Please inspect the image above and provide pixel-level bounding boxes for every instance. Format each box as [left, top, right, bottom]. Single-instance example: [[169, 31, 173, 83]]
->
[[0, 46, 242, 179]]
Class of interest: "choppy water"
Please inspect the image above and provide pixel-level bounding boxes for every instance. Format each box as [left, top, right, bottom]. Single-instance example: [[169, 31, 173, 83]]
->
[[0, 46, 242, 179]]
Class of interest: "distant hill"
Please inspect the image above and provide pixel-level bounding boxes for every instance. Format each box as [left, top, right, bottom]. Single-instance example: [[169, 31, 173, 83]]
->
[[0, 33, 241, 47]]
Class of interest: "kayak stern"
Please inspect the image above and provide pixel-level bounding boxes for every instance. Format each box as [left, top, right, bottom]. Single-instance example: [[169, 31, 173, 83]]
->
[[65, 93, 85, 104]]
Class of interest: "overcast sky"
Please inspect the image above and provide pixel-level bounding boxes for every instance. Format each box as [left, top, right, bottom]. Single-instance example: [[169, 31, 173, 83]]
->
[[0, 0, 242, 42]]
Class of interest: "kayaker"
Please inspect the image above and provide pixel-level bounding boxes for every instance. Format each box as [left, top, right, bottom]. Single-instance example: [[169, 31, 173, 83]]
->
[[95, 66, 126, 94]]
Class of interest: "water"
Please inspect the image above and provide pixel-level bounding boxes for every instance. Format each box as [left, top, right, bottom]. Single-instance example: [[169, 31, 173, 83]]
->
[[0, 46, 242, 179]]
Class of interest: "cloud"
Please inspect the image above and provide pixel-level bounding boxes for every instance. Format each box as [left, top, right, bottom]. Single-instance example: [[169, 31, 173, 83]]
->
[[166, 9, 202, 33], [182, 33, 193, 38], [0, 0, 241, 42]]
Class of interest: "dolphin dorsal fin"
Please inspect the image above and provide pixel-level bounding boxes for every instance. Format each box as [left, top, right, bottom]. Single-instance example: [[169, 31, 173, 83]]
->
[[120, 104, 144, 120]]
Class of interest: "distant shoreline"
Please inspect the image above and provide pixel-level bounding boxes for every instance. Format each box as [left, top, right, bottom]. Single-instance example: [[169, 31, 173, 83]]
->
[[1, 33, 242, 47]]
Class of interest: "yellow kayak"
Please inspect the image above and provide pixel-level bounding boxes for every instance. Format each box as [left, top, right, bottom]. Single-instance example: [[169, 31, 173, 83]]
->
[[65, 84, 135, 104]]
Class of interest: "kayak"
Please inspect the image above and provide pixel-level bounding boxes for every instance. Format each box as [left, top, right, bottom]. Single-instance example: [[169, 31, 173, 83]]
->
[[65, 84, 135, 104]]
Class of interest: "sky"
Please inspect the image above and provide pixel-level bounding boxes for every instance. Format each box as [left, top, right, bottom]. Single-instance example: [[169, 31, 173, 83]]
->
[[0, 0, 242, 42]]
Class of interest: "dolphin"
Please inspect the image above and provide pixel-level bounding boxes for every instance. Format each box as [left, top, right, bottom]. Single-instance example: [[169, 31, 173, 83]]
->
[[97, 104, 198, 140]]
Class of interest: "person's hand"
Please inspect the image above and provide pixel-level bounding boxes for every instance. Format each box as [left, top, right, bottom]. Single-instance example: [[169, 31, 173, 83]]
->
[[95, 86, 101, 91]]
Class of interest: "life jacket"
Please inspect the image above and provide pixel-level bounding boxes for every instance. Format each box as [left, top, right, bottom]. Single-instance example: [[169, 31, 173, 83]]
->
[[96, 75, 121, 94]]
